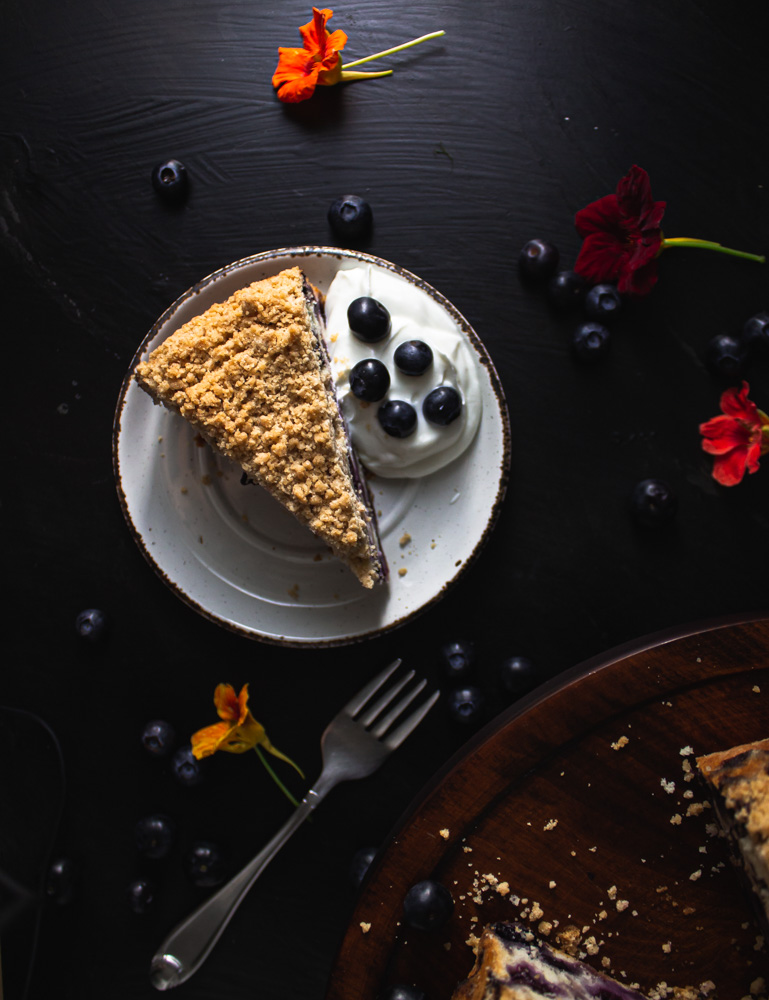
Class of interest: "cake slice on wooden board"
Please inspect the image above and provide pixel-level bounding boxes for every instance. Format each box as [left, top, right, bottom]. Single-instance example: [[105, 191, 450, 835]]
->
[[134, 266, 387, 588], [451, 922, 653, 999], [696, 737, 769, 941]]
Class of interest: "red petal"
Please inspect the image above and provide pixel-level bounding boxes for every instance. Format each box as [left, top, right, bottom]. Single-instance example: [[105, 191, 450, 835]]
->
[[575, 194, 622, 238], [574, 231, 627, 284], [700, 414, 748, 455], [711, 448, 748, 486], [720, 381, 758, 424], [617, 258, 659, 297]]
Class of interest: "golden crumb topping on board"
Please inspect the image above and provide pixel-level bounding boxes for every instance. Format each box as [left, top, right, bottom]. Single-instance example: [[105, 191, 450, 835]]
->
[[134, 267, 382, 588]]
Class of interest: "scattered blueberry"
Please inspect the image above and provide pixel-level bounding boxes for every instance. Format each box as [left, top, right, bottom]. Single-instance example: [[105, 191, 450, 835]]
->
[[349, 846, 378, 888], [348, 297, 391, 343], [171, 746, 203, 787], [75, 608, 108, 642], [45, 857, 76, 905], [402, 879, 454, 931], [135, 814, 175, 860], [423, 386, 462, 426], [394, 340, 433, 376], [631, 478, 678, 527], [141, 719, 176, 757], [349, 359, 390, 402], [151, 159, 188, 203], [378, 399, 417, 438], [705, 333, 746, 378], [741, 311, 769, 356], [572, 322, 611, 362], [328, 195, 373, 242], [547, 269, 588, 310], [499, 656, 538, 698], [446, 685, 485, 726], [379, 987, 427, 1000], [184, 841, 226, 888], [584, 284, 622, 322], [438, 640, 475, 679], [518, 239, 560, 282], [127, 877, 156, 915]]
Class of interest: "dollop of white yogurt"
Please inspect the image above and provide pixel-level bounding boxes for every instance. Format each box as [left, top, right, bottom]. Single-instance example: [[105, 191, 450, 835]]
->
[[325, 264, 482, 479]]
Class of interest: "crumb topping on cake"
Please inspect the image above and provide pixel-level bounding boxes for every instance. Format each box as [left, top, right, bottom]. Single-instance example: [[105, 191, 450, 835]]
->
[[135, 267, 384, 587]]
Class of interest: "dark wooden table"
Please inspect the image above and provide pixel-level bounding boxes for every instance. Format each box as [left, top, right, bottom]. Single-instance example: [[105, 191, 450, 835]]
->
[[2, 1, 768, 998]]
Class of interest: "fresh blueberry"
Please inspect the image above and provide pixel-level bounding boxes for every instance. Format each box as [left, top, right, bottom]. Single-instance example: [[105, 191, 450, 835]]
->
[[584, 284, 622, 322], [349, 359, 390, 402], [379, 987, 427, 1000], [631, 478, 678, 527], [423, 386, 462, 426], [135, 815, 175, 860], [438, 640, 475, 679], [394, 340, 433, 376], [127, 877, 156, 914], [741, 311, 769, 356], [499, 656, 538, 698], [447, 686, 485, 726], [45, 857, 76, 905], [184, 840, 226, 888], [348, 297, 391, 344], [328, 195, 373, 242], [547, 270, 588, 310], [518, 239, 560, 282], [151, 159, 188, 202], [572, 322, 611, 362], [171, 746, 203, 787], [378, 399, 417, 438], [141, 719, 176, 757], [75, 608, 108, 642], [705, 333, 746, 378], [349, 846, 378, 888], [402, 879, 454, 931]]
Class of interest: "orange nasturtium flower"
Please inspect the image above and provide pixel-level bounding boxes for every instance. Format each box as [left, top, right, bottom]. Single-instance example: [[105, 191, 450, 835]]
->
[[191, 684, 304, 803], [272, 8, 444, 104]]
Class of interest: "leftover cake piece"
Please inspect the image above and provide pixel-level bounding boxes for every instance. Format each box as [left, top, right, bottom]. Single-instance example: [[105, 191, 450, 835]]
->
[[696, 737, 769, 940], [134, 267, 387, 588], [451, 922, 650, 999]]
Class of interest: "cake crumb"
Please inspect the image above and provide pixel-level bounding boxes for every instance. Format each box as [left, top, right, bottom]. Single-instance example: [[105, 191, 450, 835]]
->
[[753, 685, 761, 693], [661, 778, 675, 794], [611, 736, 629, 750], [662, 941, 672, 953], [689, 869, 702, 881], [398, 567, 408, 577], [399, 532, 412, 547], [543, 819, 558, 831], [607, 885, 618, 900], [670, 814, 682, 825], [538, 920, 553, 936], [439, 828, 449, 839], [750, 977, 766, 995], [360, 922, 371, 933], [496, 882, 510, 896], [616, 899, 629, 912], [548, 881, 556, 889]]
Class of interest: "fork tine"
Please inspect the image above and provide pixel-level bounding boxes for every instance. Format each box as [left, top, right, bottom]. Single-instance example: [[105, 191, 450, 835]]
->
[[383, 689, 441, 750], [370, 678, 426, 738], [359, 670, 415, 727], [342, 658, 402, 716]]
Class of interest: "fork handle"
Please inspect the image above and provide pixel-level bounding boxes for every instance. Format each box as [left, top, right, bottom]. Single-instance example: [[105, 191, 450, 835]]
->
[[149, 772, 337, 990]]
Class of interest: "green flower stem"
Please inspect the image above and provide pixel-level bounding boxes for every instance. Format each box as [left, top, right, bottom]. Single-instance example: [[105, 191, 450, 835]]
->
[[339, 69, 393, 82], [255, 745, 301, 808], [660, 237, 765, 264], [341, 30, 445, 70]]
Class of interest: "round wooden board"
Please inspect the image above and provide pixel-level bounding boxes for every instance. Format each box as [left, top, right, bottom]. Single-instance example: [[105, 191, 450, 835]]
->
[[326, 615, 769, 999]]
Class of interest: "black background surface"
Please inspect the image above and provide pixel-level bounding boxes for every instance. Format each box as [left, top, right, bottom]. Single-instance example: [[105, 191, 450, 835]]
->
[[2, 1, 768, 998]]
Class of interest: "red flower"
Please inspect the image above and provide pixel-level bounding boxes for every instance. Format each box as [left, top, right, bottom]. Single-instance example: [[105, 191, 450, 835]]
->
[[574, 165, 666, 296], [699, 381, 769, 486], [272, 8, 347, 104]]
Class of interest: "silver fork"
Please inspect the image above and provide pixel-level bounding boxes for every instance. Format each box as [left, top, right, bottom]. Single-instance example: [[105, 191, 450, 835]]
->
[[149, 659, 439, 990]]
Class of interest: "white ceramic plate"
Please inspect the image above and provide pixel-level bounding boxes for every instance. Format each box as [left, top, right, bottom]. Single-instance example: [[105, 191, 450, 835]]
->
[[113, 248, 510, 646]]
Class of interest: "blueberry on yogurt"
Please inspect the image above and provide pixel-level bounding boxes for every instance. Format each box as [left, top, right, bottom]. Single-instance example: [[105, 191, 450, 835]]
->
[[378, 400, 417, 438], [394, 340, 433, 376], [423, 386, 462, 426], [349, 359, 390, 402], [348, 297, 391, 343]]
